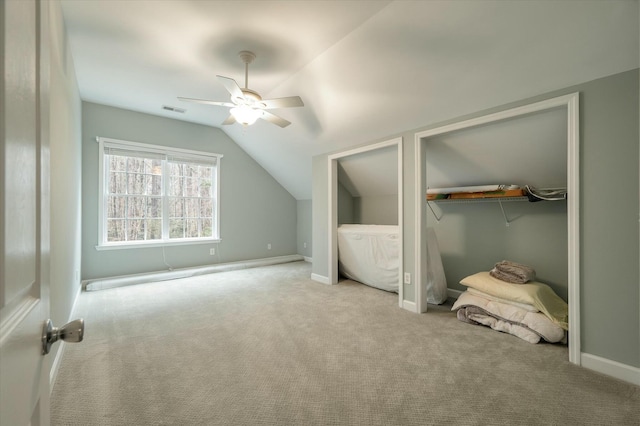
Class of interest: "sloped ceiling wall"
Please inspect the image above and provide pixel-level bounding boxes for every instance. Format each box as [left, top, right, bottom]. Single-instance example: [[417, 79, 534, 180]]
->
[[338, 145, 398, 197]]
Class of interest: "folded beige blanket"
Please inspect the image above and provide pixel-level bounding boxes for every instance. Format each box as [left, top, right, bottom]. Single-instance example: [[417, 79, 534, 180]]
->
[[460, 271, 569, 330], [490, 260, 536, 284]]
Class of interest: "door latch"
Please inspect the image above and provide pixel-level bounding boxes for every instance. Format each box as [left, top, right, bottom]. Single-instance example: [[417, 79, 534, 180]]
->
[[42, 318, 84, 355]]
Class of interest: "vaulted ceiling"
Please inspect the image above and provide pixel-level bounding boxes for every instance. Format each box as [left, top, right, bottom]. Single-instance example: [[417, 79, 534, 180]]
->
[[60, 0, 639, 200]]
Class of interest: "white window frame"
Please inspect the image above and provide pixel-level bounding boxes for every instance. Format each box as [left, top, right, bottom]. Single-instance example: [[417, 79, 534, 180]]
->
[[96, 137, 222, 250]]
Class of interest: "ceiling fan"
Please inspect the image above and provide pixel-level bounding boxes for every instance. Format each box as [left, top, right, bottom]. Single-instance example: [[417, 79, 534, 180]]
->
[[178, 51, 304, 128]]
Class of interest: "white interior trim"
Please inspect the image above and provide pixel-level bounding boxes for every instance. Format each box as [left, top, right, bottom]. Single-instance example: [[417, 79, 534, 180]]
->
[[84, 254, 304, 291], [402, 300, 417, 313], [327, 138, 403, 308], [311, 273, 331, 285], [96, 136, 223, 248], [414, 92, 580, 364], [581, 353, 640, 386], [447, 288, 463, 300]]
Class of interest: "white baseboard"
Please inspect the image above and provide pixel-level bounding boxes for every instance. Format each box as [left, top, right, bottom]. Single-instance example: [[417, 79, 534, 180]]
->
[[311, 273, 330, 284], [581, 352, 640, 386], [85, 254, 304, 291], [402, 300, 417, 313], [447, 288, 463, 300], [304, 256, 312, 263]]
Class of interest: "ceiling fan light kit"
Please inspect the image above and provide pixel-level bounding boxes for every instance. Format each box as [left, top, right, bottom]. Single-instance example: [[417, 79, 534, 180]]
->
[[231, 105, 262, 126], [178, 50, 304, 128]]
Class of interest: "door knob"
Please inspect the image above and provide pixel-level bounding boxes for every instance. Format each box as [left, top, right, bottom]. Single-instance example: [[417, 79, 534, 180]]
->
[[42, 318, 84, 355]]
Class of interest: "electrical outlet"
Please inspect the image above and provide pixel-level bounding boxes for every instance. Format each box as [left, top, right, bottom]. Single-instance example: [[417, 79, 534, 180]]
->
[[267, 243, 272, 250], [209, 248, 215, 255], [404, 272, 411, 284], [303, 242, 307, 248]]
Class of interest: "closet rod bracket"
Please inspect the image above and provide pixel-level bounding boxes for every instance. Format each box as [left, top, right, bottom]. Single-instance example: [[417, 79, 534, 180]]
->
[[498, 200, 511, 226], [426, 201, 442, 222]]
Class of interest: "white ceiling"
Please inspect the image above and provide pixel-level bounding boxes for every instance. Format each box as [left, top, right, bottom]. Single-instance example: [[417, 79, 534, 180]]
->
[[60, 0, 639, 200]]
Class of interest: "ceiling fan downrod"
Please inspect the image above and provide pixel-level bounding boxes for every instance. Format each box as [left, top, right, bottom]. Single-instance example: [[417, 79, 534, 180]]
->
[[238, 51, 256, 90]]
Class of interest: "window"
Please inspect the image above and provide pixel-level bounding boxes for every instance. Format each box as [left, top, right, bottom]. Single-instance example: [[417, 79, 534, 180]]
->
[[97, 137, 221, 248]]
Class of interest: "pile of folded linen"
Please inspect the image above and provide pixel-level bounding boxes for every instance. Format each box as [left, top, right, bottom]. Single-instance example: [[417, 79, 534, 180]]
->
[[451, 261, 568, 344]]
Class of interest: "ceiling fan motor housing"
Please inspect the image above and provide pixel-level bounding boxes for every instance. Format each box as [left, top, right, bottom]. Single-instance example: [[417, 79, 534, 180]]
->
[[234, 88, 266, 109]]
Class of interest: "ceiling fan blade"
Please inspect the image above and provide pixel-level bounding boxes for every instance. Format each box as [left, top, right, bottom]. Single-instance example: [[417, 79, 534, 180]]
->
[[177, 97, 234, 107], [216, 75, 243, 100], [261, 111, 291, 128], [261, 96, 304, 109], [221, 114, 237, 125]]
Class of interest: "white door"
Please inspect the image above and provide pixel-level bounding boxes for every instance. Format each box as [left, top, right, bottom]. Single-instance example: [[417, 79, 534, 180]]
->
[[1, 0, 52, 424]]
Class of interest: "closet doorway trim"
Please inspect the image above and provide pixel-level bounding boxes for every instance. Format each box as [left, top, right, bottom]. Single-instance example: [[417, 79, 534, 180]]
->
[[414, 92, 580, 364], [327, 137, 403, 307]]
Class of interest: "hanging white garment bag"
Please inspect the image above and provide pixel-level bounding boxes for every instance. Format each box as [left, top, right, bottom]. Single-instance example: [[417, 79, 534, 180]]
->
[[426, 227, 448, 304]]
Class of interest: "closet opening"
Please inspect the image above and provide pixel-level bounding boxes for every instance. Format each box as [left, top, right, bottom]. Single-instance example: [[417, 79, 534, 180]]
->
[[414, 93, 580, 364], [327, 138, 403, 306]]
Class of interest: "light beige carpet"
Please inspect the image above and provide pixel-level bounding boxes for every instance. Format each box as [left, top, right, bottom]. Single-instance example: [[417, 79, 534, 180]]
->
[[51, 261, 639, 425]]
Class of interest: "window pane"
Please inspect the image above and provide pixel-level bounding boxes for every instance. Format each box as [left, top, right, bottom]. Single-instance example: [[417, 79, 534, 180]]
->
[[127, 173, 146, 195], [146, 219, 162, 240], [107, 196, 126, 219], [199, 179, 212, 197], [127, 196, 146, 218], [127, 219, 145, 241], [185, 219, 200, 238], [146, 174, 162, 196], [127, 157, 145, 173], [200, 199, 213, 218], [147, 197, 162, 218], [186, 165, 197, 178], [109, 172, 126, 194], [169, 175, 183, 197], [150, 160, 162, 175], [182, 177, 195, 197], [202, 218, 212, 237], [170, 218, 184, 238], [109, 155, 127, 172], [143, 158, 161, 175], [169, 198, 184, 218], [107, 219, 126, 242], [169, 163, 182, 176], [185, 198, 200, 218]]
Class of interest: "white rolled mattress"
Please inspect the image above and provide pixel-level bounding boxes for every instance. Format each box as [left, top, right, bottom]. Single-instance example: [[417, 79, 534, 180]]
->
[[337, 224, 399, 292]]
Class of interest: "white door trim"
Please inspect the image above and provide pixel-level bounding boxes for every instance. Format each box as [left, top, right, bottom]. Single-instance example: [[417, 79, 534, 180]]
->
[[327, 138, 404, 306], [414, 92, 580, 364]]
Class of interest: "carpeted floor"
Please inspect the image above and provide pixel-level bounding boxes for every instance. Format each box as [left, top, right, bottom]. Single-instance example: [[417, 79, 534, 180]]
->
[[51, 261, 639, 425]]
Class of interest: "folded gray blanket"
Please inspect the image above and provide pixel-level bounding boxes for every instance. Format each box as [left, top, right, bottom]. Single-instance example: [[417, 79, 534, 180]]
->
[[489, 260, 536, 284]]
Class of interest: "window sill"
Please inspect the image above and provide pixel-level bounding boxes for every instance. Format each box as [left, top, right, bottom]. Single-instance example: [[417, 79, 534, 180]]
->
[[95, 238, 221, 251]]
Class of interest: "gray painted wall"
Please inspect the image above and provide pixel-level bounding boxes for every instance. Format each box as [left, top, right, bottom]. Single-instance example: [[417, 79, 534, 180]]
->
[[81, 102, 297, 280], [312, 69, 639, 368], [48, 0, 83, 376], [354, 195, 398, 225], [296, 199, 312, 258], [429, 201, 568, 301], [312, 155, 329, 276], [337, 181, 354, 225]]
